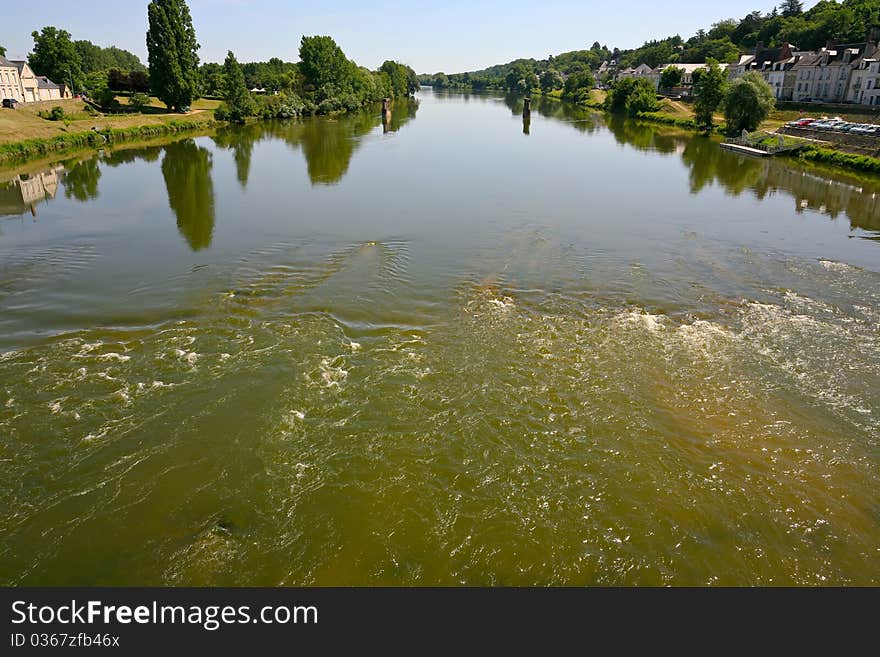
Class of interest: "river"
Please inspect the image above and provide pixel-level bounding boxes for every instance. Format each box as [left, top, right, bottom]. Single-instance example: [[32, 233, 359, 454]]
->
[[1, 89, 878, 585]]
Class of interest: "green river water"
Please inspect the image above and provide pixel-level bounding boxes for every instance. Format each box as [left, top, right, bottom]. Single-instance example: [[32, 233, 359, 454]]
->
[[1, 90, 879, 585]]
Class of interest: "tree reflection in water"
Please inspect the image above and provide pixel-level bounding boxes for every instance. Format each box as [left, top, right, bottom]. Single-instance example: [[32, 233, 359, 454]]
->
[[161, 139, 215, 251]]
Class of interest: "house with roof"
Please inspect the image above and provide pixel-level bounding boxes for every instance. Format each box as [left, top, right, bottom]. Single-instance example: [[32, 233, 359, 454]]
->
[[617, 63, 654, 81], [847, 56, 880, 105], [0, 56, 25, 102], [728, 42, 807, 100], [792, 38, 879, 103], [0, 56, 71, 103]]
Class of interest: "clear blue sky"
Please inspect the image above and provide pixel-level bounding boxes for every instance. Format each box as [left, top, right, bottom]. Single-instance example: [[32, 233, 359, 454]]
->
[[2, 0, 820, 73]]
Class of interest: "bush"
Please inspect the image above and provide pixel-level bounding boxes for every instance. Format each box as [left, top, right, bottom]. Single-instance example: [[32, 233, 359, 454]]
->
[[128, 92, 150, 110], [95, 88, 118, 110], [317, 97, 342, 114], [278, 94, 305, 118], [41, 106, 66, 121], [213, 103, 231, 121]]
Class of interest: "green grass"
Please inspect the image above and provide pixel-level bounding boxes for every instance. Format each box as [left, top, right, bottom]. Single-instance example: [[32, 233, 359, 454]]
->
[[795, 145, 880, 174], [0, 119, 217, 164]]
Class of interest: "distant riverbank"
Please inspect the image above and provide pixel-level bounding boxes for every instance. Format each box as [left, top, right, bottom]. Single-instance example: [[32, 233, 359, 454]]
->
[[539, 89, 880, 176]]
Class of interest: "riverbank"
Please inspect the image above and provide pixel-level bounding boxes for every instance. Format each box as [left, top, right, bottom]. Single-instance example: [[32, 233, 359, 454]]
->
[[0, 98, 219, 164], [588, 92, 880, 176]]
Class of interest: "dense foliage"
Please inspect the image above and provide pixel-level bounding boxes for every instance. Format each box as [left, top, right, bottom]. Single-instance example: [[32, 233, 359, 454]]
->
[[561, 70, 596, 103], [74, 41, 145, 74], [29, 27, 83, 92], [723, 71, 776, 133], [212, 36, 417, 122], [147, 0, 201, 111], [692, 59, 728, 131], [28, 27, 145, 96], [659, 66, 684, 90], [605, 77, 658, 116]]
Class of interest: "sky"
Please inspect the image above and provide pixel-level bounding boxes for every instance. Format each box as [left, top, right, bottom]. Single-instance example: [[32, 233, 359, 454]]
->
[[2, 0, 822, 73]]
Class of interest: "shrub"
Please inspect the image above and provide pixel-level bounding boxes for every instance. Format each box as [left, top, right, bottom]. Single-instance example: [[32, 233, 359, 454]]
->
[[40, 106, 66, 121], [95, 88, 118, 110], [213, 103, 231, 121], [128, 92, 150, 110]]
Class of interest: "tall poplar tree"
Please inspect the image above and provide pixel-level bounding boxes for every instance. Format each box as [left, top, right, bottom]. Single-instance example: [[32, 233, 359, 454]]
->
[[146, 0, 200, 111], [222, 50, 254, 122]]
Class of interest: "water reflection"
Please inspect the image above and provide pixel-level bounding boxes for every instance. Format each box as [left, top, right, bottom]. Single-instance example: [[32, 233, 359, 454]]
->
[[0, 165, 63, 217], [212, 123, 261, 189], [62, 159, 101, 202], [161, 140, 215, 251], [1, 97, 875, 240]]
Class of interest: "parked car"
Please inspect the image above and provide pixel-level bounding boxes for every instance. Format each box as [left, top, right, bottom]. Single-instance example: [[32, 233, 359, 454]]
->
[[2, 98, 19, 109], [851, 124, 879, 135], [813, 118, 845, 130]]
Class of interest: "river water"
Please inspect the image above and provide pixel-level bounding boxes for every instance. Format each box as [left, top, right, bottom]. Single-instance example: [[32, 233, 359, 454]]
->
[[1, 89, 878, 585]]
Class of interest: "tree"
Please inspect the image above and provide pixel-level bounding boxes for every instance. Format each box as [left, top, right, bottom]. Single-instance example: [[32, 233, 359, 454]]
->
[[380, 60, 412, 98], [107, 69, 131, 92], [692, 58, 727, 131], [540, 69, 563, 93], [129, 92, 150, 110], [129, 70, 151, 93], [0, 45, 5, 57], [562, 70, 596, 103], [505, 62, 530, 92], [605, 77, 657, 116], [723, 71, 775, 134], [298, 36, 354, 90], [222, 50, 254, 122], [146, 0, 201, 111], [29, 27, 83, 92], [779, 0, 804, 18], [659, 66, 683, 90]]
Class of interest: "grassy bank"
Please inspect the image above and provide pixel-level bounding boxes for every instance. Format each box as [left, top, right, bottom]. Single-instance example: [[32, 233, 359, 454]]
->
[[0, 98, 219, 164], [794, 146, 880, 174]]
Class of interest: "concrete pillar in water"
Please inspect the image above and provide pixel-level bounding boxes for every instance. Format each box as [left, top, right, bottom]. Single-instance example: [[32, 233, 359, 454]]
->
[[382, 98, 392, 133], [523, 97, 531, 117], [523, 115, 530, 135]]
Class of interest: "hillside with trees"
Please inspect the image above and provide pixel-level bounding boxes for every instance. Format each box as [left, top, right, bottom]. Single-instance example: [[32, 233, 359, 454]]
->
[[420, 0, 880, 91]]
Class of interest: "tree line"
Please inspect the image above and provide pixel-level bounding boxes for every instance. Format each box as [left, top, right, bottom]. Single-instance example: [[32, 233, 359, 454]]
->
[[421, 0, 880, 91], [27, 26, 146, 97]]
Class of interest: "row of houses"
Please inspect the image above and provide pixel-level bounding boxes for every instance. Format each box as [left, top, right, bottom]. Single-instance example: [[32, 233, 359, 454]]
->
[[0, 56, 72, 104], [615, 28, 880, 106]]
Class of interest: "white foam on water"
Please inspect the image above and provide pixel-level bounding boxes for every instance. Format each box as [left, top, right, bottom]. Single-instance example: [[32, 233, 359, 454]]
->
[[313, 356, 349, 389], [819, 259, 854, 273], [617, 310, 666, 332], [96, 353, 131, 363]]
